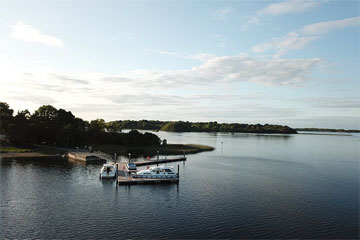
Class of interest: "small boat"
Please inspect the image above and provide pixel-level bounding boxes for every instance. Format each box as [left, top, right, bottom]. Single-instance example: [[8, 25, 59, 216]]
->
[[127, 162, 137, 171], [100, 163, 117, 179], [133, 165, 178, 179]]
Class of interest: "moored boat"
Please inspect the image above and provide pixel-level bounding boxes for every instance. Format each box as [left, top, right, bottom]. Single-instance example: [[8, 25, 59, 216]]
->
[[100, 163, 116, 179], [132, 165, 178, 179]]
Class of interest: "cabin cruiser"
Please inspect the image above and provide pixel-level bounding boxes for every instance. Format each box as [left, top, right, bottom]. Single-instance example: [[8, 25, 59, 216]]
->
[[100, 163, 116, 179], [133, 165, 178, 179]]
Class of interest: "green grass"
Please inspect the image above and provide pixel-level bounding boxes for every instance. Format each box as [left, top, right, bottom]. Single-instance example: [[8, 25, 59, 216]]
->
[[0, 143, 214, 157], [92, 143, 214, 156], [0, 146, 32, 153], [32, 145, 68, 155], [0, 144, 67, 155]]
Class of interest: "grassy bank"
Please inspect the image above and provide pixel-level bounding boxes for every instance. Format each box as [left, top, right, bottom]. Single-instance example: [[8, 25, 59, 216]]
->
[[0, 146, 32, 153], [0, 143, 214, 158], [92, 143, 215, 156], [0, 144, 67, 155]]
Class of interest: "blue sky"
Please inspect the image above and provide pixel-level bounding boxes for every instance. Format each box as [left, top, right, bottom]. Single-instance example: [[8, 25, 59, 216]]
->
[[0, 0, 359, 129]]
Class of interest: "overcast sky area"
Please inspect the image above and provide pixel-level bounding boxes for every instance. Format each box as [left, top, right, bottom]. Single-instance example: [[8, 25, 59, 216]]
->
[[0, 0, 359, 129]]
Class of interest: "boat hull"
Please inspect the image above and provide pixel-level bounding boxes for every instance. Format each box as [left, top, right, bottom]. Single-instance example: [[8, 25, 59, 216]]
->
[[132, 174, 178, 179], [100, 173, 116, 179]]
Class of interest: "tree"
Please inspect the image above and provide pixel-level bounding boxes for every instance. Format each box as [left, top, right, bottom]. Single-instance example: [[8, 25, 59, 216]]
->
[[8, 110, 34, 145], [0, 102, 14, 134]]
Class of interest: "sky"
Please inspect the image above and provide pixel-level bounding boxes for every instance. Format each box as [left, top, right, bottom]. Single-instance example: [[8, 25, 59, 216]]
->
[[0, 0, 359, 129]]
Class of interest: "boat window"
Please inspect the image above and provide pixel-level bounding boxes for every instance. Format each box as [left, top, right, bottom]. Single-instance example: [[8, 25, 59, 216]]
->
[[164, 169, 172, 172]]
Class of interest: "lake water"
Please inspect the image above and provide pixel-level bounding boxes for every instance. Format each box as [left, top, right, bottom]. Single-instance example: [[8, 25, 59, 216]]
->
[[1, 132, 359, 239]]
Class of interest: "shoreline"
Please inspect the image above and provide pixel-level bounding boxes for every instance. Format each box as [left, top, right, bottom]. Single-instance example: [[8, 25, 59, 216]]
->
[[0, 152, 59, 159], [0, 143, 215, 159]]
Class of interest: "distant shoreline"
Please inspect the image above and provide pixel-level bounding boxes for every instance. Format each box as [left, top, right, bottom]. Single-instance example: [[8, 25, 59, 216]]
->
[[296, 128, 360, 133], [298, 132, 353, 136]]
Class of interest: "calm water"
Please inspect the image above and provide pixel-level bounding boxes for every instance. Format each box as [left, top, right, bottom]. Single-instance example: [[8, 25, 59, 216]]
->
[[1, 132, 359, 239]]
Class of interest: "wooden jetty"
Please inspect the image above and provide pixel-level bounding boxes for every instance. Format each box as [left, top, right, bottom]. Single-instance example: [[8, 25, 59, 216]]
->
[[67, 151, 114, 162], [67, 152, 105, 162]]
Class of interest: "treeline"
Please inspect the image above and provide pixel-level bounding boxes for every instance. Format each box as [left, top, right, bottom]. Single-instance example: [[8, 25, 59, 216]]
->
[[109, 120, 297, 134], [296, 128, 360, 133], [0, 102, 160, 147]]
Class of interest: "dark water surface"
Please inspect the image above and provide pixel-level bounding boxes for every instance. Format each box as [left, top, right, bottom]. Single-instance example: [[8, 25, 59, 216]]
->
[[1, 132, 359, 239]]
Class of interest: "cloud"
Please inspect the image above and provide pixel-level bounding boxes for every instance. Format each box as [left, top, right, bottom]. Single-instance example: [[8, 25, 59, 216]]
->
[[51, 74, 90, 85], [243, 0, 326, 29], [66, 93, 297, 123], [214, 35, 227, 48], [213, 7, 233, 22], [81, 55, 321, 87], [146, 49, 216, 62], [305, 97, 360, 109], [111, 32, 134, 41], [252, 16, 360, 57], [0, 52, 323, 123], [258, 0, 323, 16], [162, 55, 321, 86], [16, 94, 57, 105], [300, 16, 360, 35], [144, 51, 320, 86], [10, 22, 64, 47], [287, 115, 360, 129]]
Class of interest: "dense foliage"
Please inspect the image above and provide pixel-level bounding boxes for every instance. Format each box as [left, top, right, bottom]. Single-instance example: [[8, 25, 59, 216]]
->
[[110, 120, 298, 134], [0, 102, 160, 147]]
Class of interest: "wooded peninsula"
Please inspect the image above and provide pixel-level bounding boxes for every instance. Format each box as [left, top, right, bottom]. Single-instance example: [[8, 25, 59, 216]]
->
[[107, 120, 298, 134], [0, 102, 215, 156]]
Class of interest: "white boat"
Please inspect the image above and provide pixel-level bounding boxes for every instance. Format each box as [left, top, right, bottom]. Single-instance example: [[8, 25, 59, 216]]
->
[[100, 163, 117, 179], [133, 165, 178, 179]]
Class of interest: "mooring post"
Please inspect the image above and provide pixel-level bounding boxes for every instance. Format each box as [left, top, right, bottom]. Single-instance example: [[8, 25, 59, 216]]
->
[[183, 150, 185, 158], [178, 164, 180, 176], [115, 163, 118, 186], [157, 150, 159, 161], [114, 153, 117, 161], [128, 153, 131, 163]]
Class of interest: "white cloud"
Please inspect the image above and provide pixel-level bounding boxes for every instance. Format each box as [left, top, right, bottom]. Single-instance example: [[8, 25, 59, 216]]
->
[[214, 34, 227, 48], [252, 16, 360, 57], [259, 0, 323, 16], [214, 7, 233, 22], [10, 22, 64, 47], [146, 49, 216, 62], [300, 16, 360, 35], [305, 97, 360, 109], [0, 53, 322, 122], [243, 0, 326, 29]]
